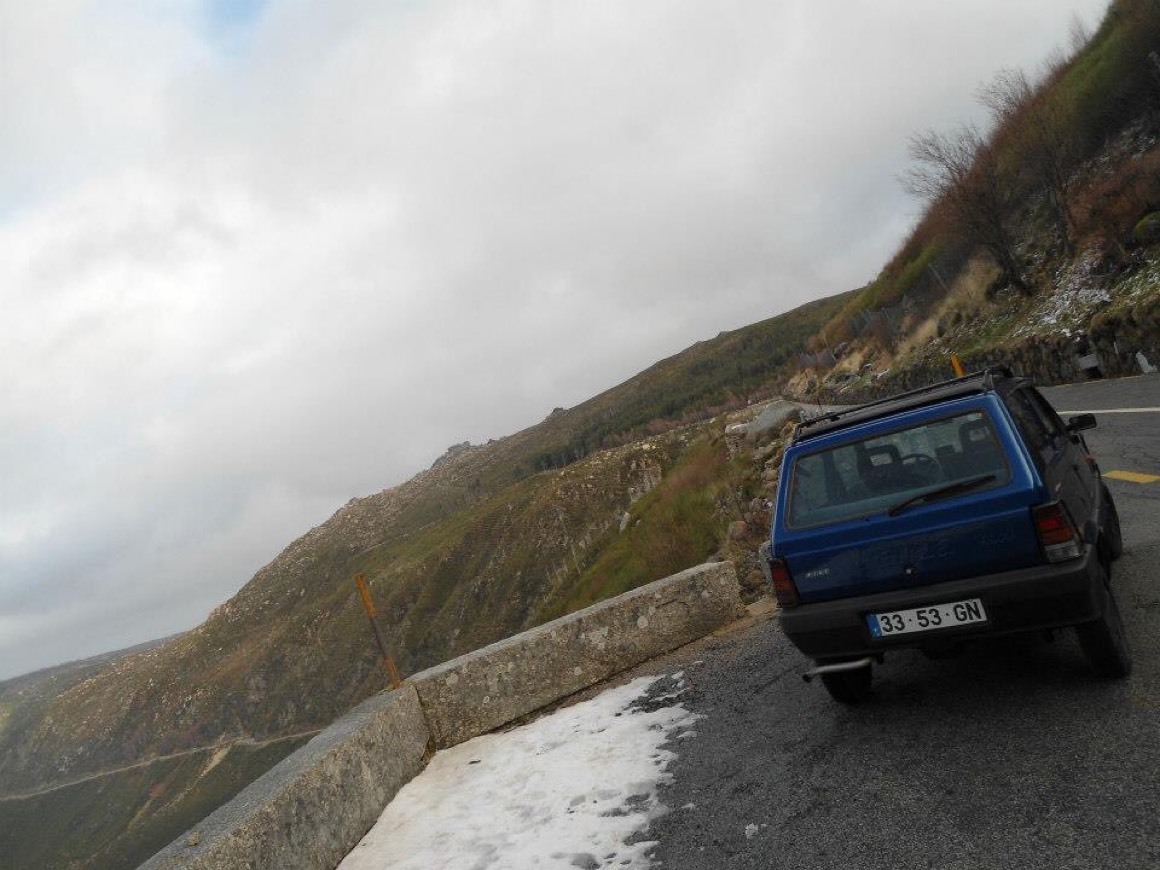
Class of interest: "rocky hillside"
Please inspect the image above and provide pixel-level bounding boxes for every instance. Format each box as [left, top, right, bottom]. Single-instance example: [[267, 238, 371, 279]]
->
[[0, 289, 845, 870], [6, 5, 1160, 868], [0, 396, 807, 870], [0, 289, 849, 794], [791, 1, 1160, 403]]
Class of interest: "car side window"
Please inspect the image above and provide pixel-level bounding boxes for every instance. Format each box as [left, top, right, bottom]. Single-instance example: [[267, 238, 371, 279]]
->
[[1026, 389, 1067, 440], [1006, 392, 1053, 443], [1006, 390, 1051, 470]]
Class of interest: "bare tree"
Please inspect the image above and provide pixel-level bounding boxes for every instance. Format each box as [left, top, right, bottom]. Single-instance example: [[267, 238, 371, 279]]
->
[[903, 126, 1031, 294], [976, 68, 1033, 125], [978, 68, 1080, 253], [1068, 13, 1093, 57]]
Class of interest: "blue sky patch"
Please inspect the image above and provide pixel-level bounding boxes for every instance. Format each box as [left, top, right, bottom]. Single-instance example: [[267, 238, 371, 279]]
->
[[203, 0, 268, 51]]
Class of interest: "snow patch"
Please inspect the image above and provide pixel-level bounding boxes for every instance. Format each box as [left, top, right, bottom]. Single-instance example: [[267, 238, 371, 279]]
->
[[338, 674, 699, 870], [1010, 247, 1120, 340]]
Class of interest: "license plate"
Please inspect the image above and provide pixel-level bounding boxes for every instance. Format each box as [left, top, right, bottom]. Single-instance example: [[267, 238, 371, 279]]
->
[[867, 598, 987, 638]]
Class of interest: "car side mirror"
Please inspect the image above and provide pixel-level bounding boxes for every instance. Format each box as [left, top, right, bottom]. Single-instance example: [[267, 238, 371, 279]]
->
[[1066, 413, 1097, 432]]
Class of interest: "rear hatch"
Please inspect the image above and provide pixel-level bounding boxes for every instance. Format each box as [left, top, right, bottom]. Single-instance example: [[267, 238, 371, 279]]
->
[[774, 396, 1045, 603]]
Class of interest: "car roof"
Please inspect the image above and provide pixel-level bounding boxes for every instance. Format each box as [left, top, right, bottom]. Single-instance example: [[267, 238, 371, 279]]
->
[[792, 367, 1028, 444]]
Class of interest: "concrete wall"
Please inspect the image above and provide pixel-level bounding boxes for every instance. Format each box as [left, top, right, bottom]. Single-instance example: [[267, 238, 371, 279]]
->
[[411, 560, 744, 748], [139, 561, 742, 870], [139, 686, 430, 870]]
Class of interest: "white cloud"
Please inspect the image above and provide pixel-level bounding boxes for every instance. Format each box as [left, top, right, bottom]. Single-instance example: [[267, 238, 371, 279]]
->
[[0, 0, 1110, 678]]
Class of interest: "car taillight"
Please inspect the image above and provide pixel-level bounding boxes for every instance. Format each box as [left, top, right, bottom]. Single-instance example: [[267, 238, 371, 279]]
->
[[768, 556, 800, 607], [1032, 501, 1082, 562]]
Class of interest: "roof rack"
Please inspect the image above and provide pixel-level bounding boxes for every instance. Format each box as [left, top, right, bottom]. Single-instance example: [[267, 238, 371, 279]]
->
[[792, 365, 1015, 444]]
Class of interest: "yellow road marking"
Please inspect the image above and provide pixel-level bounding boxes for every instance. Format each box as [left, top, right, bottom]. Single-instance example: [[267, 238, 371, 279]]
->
[[1105, 470, 1160, 484]]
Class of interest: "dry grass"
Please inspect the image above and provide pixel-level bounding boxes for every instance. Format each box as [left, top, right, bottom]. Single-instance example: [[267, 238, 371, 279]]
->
[[893, 313, 940, 359], [931, 255, 1003, 331]]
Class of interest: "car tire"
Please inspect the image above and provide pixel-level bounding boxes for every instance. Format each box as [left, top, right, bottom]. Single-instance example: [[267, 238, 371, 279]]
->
[[820, 663, 873, 704], [1102, 485, 1123, 561], [1076, 571, 1132, 678]]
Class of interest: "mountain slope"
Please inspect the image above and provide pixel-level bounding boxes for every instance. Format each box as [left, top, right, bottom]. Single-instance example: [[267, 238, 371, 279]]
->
[[13, 8, 1160, 866], [790, 1, 1160, 403], [0, 290, 848, 870]]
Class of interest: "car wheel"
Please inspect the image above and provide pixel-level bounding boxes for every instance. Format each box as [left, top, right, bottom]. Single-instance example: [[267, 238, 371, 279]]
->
[[1076, 570, 1132, 678], [820, 663, 873, 704], [1102, 485, 1123, 561]]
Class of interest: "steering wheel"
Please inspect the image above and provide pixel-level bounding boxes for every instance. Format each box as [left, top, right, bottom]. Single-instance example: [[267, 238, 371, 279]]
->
[[900, 453, 941, 485]]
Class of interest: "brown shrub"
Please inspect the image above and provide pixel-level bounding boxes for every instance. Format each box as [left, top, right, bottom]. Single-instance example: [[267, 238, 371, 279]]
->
[[1071, 145, 1160, 246]]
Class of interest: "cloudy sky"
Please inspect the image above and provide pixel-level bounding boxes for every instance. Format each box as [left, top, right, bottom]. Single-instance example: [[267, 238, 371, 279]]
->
[[0, 0, 1107, 679]]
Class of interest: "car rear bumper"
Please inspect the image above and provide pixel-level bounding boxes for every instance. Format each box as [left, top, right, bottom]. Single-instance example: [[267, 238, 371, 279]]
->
[[778, 546, 1104, 662]]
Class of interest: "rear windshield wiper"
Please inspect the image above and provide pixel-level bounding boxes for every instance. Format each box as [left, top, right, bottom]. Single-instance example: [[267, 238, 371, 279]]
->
[[886, 474, 997, 517]]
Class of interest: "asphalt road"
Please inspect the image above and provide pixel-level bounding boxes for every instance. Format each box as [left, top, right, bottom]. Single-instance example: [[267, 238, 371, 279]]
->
[[643, 375, 1160, 870]]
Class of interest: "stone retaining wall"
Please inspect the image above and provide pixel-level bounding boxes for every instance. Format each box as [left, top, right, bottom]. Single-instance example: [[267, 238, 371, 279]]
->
[[805, 331, 1159, 408], [139, 561, 743, 870], [140, 686, 430, 870], [410, 560, 744, 748]]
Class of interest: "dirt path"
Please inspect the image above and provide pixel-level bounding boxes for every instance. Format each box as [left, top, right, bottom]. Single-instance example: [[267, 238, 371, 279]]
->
[[0, 728, 322, 802]]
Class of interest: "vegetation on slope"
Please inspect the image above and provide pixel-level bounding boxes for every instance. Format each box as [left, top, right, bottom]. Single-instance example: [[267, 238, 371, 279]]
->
[[793, 0, 1160, 407], [550, 438, 727, 614], [523, 292, 855, 473], [8, 4, 1160, 868], [0, 286, 847, 869], [0, 735, 308, 870]]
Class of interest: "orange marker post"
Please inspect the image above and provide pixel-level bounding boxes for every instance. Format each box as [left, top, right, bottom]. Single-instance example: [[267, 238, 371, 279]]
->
[[355, 573, 402, 689]]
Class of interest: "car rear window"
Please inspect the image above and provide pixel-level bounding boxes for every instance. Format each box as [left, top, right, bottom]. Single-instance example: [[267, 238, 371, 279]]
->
[[786, 410, 1012, 529]]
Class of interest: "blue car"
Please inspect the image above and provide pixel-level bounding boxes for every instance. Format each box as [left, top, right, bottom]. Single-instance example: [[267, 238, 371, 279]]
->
[[761, 367, 1127, 703]]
